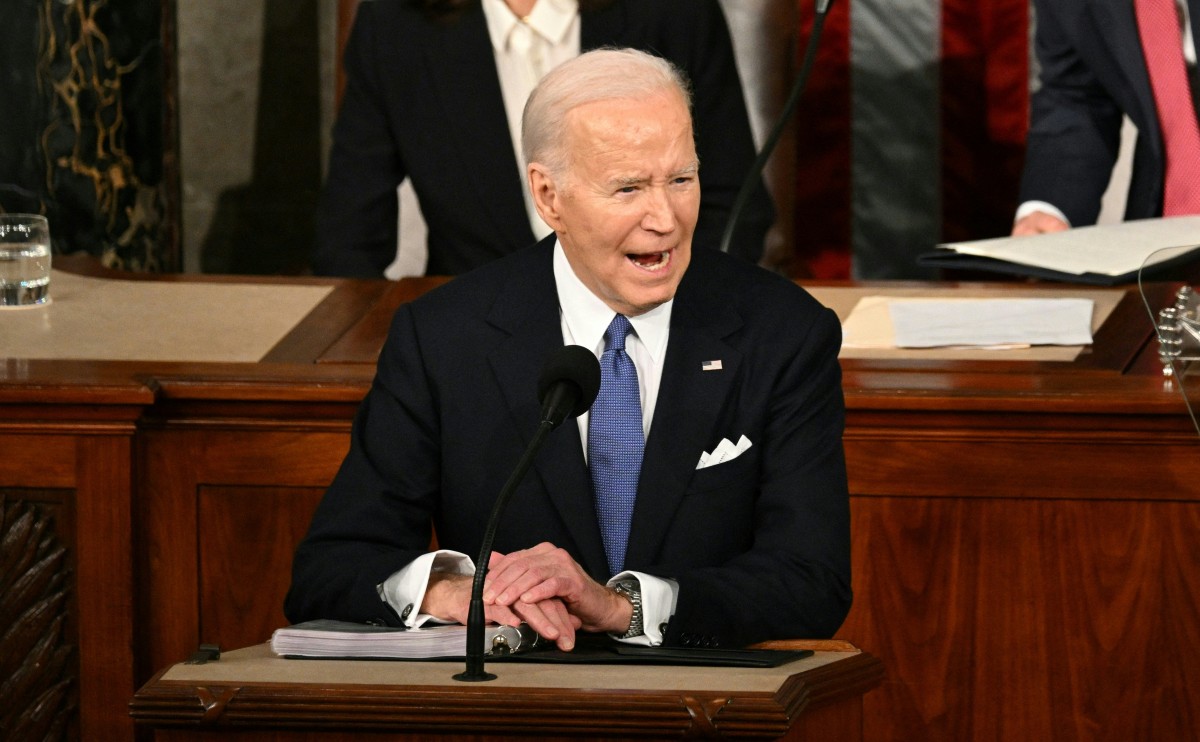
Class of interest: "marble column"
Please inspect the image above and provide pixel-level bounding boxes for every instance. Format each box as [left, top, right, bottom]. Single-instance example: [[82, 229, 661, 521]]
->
[[0, 0, 178, 272]]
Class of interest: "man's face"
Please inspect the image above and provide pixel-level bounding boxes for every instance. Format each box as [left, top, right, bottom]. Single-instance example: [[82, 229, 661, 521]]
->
[[530, 91, 699, 317]]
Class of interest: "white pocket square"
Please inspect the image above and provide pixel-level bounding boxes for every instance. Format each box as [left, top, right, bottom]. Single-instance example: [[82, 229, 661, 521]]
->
[[696, 435, 753, 469]]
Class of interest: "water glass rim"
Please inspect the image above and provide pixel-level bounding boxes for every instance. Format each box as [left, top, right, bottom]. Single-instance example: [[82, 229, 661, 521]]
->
[[0, 213, 49, 224], [0, 214, 50, 241]]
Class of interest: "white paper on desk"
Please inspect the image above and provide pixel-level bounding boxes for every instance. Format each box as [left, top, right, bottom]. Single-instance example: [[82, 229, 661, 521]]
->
[[938, 216, 1200, 276], [887, 298, 1094, 348], [841, 296, 1018, 350]]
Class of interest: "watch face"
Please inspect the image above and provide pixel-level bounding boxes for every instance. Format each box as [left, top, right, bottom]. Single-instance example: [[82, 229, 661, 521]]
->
[[613, 581, 643, 638]]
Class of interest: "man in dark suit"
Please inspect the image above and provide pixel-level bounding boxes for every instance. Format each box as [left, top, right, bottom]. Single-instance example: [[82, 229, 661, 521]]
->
[[311, 0, 773, 277], [1014, 0, 1200, 235], [287, 47, 850, 650]]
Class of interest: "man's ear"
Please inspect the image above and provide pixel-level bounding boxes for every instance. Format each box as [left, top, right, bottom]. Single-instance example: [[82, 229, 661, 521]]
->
[[529, 163, 566, 231]]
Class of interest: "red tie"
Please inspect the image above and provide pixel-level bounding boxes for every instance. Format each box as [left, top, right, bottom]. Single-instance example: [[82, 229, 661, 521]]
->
[[1136, 0, 1200, 215]]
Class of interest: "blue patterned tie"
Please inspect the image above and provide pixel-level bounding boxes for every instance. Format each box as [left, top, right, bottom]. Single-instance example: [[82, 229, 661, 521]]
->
[[589, 314, 644, 576]]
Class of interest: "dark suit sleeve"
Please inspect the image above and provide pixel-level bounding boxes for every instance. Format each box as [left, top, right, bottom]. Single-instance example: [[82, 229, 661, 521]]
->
[[665, 301, 851, 647], [284, 305, 441, 625], [664, 0, 774, 261], [1018, 0, 1125, 227], [312, 1, 405, 278]]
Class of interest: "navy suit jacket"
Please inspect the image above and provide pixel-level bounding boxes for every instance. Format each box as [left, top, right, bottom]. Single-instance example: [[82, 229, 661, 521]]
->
[[1021, 0, 1200, 225], [312, 0, 773, 277], [287, 236, 852, 648]]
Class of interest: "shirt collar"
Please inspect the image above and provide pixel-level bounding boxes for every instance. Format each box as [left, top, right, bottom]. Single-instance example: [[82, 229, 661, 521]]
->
[[553, 239, 673, 362], [482, 0, 579, 52]]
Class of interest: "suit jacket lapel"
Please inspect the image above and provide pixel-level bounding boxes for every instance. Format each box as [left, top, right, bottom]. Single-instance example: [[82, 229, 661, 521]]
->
[[624, 274, 744, 571], [426, 9, 535, 248], [1191, 0, 1200, 60], [1190, 0, 1200, 121], [1095, 0, 1161, 147], [486, 241, 609, 577]]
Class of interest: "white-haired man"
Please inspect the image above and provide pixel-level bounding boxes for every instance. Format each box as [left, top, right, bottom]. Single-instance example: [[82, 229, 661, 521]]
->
[[287, 48, 851, 650]]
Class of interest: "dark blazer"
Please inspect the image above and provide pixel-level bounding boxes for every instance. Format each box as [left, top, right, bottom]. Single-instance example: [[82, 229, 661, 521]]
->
[[287, 236, 852, 648], [1020, 0, 1200, 225], [312, 0, 774, 277]]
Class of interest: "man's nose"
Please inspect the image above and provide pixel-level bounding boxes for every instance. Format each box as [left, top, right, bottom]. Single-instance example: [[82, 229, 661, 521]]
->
[[640, 187, 677, 234]]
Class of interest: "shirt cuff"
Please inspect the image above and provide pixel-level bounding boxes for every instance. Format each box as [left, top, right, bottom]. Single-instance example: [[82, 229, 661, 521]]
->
[[376, 550, 474, 628], [607, 571, 678, 646], [1015, 200, 1070, 226]]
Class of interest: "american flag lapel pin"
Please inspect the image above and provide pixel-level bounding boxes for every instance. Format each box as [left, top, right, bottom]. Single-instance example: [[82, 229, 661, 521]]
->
[[702, 360, 723, 371]]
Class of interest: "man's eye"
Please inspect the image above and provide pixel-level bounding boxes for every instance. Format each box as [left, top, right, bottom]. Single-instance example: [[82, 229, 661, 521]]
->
[[617, 186, 638, 194]]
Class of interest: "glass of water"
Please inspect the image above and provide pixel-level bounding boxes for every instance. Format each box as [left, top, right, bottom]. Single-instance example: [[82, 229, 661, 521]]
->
[[0, 214, 51, 307]]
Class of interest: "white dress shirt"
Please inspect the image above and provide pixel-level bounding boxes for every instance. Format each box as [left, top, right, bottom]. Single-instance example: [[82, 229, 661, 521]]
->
[[553, 242, 670, 444], [481, 0, 580, 240], [378, 239, 680, 646]]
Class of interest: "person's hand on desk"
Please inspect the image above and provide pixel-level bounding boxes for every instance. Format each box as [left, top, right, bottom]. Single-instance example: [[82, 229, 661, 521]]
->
[[483, 542, 634, 640], [1012, 210, 1070, 236], [423, 569, 582, 651]]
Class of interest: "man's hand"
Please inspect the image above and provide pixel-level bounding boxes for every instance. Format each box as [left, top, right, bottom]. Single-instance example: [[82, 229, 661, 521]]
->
[[1012, 210, 1069, 236], [482, 543, 633, 637], [423, 570, 581, 650]]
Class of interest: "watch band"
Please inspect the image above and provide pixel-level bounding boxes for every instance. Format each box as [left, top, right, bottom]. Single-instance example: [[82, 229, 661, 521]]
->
[[613, 580, 644, 638]]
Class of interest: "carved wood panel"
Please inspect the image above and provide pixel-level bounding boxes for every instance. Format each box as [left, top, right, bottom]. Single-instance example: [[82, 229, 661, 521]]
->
[[0, 491, 78, 742]]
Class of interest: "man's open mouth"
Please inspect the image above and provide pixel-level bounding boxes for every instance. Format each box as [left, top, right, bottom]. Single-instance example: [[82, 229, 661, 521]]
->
[[626, 249, 672, 271]]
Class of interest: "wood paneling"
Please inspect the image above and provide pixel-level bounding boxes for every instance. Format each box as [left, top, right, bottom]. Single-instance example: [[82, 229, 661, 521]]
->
[[0, 429, 137, 742], [138, 428, 350, 678], [75, 435, 136, 741], [197, 486, 325, 650], [0, 435, 76, 487], [845, 428, 1200, 499], [840, 497, 1200, 741]]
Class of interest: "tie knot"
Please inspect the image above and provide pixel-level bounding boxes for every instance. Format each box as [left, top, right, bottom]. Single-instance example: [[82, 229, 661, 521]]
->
[[604, 314, 633, 352], [508, 21, 534, 54]]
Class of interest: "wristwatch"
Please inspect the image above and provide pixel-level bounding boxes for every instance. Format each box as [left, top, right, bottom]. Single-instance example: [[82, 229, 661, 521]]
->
[[612, 580, 644, 638]]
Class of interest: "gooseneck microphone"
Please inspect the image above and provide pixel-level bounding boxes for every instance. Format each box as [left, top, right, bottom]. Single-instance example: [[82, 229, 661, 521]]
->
[[718, 0, 839, 256], [537, 344, 602, 427], [454, 345, 601, 681]]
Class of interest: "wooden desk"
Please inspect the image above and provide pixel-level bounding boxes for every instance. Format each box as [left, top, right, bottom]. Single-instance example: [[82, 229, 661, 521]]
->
[[1, 261, 1196, 740], [130, 642, 883, 740]]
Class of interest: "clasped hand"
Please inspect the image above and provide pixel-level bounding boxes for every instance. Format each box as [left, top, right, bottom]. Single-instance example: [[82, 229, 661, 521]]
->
[[425, 543, 633, 651]]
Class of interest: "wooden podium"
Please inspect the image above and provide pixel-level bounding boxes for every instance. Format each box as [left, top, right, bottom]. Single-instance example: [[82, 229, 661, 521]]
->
[[130, 641, 882, 740]]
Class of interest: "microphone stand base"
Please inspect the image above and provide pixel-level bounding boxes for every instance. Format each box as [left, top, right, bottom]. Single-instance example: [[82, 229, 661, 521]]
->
[[452, 670, 498, 682]]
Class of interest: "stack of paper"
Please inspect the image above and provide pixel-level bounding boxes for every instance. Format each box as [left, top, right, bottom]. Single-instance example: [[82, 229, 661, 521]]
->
[[270, 620, 537, 659], [842, 296, 1095, 349]]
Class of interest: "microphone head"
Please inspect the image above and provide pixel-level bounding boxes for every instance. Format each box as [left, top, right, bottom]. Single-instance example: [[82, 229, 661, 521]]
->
[[537, 344, 601, 419]]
